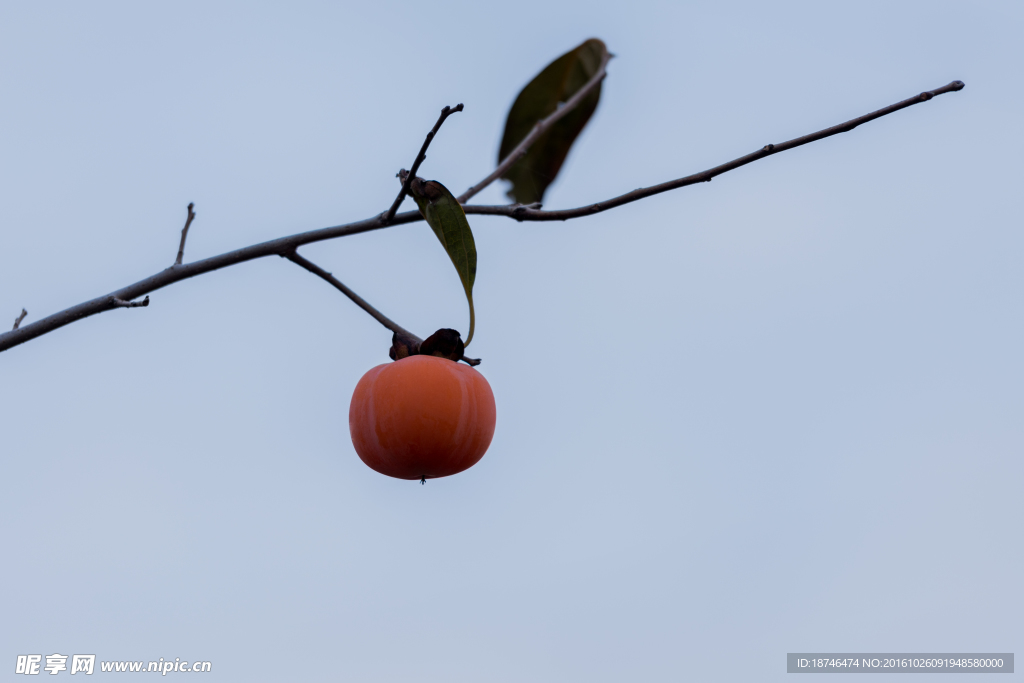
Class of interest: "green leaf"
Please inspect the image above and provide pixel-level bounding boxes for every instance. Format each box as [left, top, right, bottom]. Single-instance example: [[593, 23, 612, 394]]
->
[[408, 177, 477, 346], [498, 38, 608, 205]]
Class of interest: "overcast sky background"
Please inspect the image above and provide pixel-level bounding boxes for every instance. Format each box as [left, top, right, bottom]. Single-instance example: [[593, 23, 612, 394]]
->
[[1, 2, 1021, 681]]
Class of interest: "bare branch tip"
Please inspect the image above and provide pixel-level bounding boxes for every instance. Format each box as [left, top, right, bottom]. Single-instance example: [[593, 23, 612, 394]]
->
[[175, 202, 198, 266], [383, 105, 464, 222], [13, 309, 27, 331]]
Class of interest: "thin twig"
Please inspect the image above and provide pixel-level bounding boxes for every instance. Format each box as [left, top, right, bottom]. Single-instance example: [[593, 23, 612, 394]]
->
[[456, 51, 612, 204], [12, 309, 27, 331], [111, 296, 150, 308], [174, 203, 197, 265], [463, 80, 966, 221], [382, 104, 464, 223], [0, 80, 963, 355], [284, 249, 419, 341], [284, 249, 481, 366]]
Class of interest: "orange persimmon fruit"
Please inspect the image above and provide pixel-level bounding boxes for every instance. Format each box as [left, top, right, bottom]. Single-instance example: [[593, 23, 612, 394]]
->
[[349, 355, 496, 480]]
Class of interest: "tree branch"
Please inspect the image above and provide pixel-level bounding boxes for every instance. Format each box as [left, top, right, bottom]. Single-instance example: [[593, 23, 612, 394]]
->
[[0, 80, 963, 355], [456, 50, 612, 204], [0, 209, 424, 353], [284, 249, 418, 341], [382, 103, 464, 223], [464, 80, 966, 221], [174, 203, 197, 265], [283, 249, 481, 366], [12, 309, 27, 331]]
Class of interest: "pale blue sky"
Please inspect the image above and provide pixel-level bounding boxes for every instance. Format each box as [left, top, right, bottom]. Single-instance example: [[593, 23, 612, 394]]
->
[[1, 1, 1021, 681]]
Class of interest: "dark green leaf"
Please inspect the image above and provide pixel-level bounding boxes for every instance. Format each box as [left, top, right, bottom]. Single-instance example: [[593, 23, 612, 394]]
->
[[407, 177, 478, 346], [498, 38, 607, 204]]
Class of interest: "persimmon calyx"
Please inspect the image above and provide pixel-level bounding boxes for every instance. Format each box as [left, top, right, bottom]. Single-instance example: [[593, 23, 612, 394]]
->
[[389, 328, 465, 362], [420, 328, 465, 360], [389, 330, 421, 360]]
